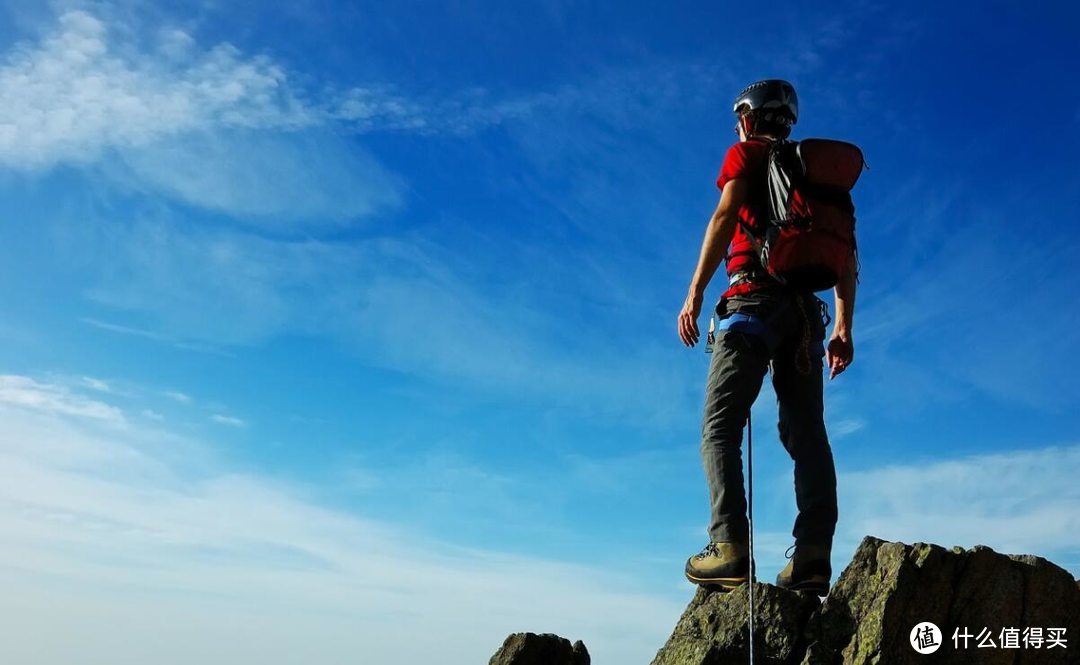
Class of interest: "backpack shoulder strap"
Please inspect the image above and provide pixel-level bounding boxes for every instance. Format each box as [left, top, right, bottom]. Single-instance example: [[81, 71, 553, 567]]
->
[[765, 138, 802, 225]]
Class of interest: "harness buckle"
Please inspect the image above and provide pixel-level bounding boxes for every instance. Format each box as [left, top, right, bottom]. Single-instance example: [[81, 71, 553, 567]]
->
[[729, 270, 770, 288]]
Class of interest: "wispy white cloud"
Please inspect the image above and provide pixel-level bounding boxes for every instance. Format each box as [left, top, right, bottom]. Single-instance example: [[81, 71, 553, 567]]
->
[[0, 8, 402, 223], [331, 84, 431, 131], [78, 376, 111, 392], [0, 10, 310, 170], [107, 128, 402, 223], [0, 6, 621, 168], [163, 391, 191, 404], [209, 414, 245, 427], [81, 317, 230, 355], [829, 417, 866, 438], [0, 375, 125, 423], [0, 378, 680, 664]]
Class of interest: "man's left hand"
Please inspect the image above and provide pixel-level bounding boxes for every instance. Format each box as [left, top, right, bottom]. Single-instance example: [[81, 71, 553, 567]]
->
[[826, 331, 854, 379]]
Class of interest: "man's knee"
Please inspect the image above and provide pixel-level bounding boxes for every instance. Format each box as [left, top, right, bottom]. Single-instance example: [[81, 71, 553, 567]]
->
[[778, 413, 830, 457], [702, 411, 747, 450]]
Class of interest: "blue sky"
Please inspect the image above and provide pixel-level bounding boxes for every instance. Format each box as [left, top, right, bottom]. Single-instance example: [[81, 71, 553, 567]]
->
[[1, 1, 1078, 663]]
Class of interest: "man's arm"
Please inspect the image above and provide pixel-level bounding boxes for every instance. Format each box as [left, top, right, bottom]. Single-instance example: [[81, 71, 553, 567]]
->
[[827, 253, 857, 379], [678, 179, 749, 347]]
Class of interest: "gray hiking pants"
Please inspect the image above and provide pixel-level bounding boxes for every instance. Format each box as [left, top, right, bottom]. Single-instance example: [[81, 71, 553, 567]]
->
[[700, 288, 838, 547]]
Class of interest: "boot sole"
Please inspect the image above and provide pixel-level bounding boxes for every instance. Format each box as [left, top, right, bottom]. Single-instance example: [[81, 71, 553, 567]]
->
[[684, 572, 750, 590], [776, 579, 829, 595]]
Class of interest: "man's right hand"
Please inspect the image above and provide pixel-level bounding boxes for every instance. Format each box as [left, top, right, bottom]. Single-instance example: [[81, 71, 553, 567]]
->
[[678, 291, 704, 347]]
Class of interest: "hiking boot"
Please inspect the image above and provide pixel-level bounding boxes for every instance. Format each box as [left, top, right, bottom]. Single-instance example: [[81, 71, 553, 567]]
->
[[775, 542, 832, 595], [685, 540, 751, 589]]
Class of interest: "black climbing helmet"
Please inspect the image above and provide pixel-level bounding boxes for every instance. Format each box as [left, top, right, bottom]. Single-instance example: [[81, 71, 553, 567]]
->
[[732, 79, 798, 125]]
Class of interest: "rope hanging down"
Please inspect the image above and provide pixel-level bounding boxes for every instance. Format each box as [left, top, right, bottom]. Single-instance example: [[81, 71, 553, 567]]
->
[[747, 414, 756, 664]]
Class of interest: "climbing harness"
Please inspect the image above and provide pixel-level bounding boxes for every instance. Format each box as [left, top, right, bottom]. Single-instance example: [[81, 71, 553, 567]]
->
[[706, 292, 830, 366]]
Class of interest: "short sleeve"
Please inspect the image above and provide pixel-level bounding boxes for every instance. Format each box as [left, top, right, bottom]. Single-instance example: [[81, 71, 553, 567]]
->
[[716, 142, 752, 190]]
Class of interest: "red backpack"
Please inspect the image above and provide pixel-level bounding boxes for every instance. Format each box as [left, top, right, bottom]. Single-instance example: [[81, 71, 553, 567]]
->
[[747, 138, 864, 291]]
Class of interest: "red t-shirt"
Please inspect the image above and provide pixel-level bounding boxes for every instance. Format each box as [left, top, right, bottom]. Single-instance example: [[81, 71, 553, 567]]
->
[[716, 137, 775, 297]]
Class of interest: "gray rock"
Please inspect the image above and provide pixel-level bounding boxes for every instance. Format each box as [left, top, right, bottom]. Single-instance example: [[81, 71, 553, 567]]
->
[[801, 536, 1080, 664], [650, 536, 1080, 665], [488, 632, 590, 665], [650, 583, 821, 665]]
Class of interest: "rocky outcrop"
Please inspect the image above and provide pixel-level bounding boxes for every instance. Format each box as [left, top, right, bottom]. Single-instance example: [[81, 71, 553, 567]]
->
[[651, 535, 1080, 665], [489, 536, 1078, 664], [488, 632, 590, 665], [651, 583, 820, 665]]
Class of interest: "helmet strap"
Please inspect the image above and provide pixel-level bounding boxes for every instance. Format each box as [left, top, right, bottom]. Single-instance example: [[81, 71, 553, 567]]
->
[[739, 114, 754, 138]]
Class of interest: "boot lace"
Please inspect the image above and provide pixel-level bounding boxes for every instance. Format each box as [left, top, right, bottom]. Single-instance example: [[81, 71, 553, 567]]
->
[[694, 541, 721, 560]]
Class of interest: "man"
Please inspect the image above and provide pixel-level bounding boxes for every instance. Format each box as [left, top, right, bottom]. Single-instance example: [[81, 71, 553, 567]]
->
[[676, 79, 856, 596]]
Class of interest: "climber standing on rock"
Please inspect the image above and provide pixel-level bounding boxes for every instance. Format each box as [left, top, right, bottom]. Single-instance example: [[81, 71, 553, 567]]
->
[[677, 79, 862, 596]]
